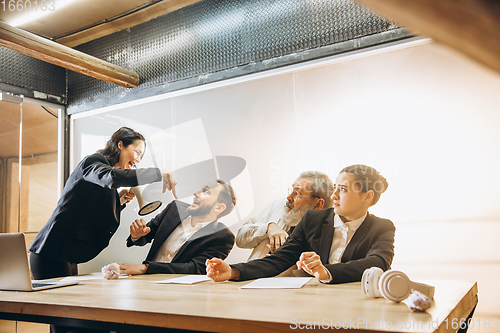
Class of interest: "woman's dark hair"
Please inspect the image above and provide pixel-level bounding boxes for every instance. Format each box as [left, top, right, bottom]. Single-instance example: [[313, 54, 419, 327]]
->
[[99, 127, 146, 166], [340, 164, 388, 206]]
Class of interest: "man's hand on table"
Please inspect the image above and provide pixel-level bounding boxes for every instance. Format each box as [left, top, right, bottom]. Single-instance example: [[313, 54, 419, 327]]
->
[[206, 258, 239, 282], [118, 263, 148, 275]]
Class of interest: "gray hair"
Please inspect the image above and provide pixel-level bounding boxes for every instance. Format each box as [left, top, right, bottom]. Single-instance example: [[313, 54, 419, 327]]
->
[[299, 171, 334, 208]]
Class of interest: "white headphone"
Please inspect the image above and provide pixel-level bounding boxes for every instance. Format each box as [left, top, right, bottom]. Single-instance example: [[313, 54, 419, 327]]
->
[[361, 267, 435, 303]]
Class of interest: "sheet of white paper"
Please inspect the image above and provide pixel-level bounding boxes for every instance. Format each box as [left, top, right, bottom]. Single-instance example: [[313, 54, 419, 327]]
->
[[59, 273, 129, 282], [240, 277, 312, 289], [155, 275, 211, 284]]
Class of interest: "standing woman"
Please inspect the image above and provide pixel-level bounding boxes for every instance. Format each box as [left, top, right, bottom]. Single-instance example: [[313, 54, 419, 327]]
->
[[29, 127, 177, 280]]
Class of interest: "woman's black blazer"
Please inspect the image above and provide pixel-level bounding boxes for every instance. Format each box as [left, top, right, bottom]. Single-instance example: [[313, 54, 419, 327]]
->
[[29, 152, 161, 264]]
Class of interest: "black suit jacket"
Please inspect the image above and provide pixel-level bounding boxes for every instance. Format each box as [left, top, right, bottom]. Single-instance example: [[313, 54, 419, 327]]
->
[[126, 200, 235, 274], [232, 208, 395, 284], [29, 153, 161, 264]]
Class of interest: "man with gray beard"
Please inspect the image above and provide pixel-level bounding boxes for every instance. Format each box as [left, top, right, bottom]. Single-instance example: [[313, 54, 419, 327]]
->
[[236, 171, 333, 261]]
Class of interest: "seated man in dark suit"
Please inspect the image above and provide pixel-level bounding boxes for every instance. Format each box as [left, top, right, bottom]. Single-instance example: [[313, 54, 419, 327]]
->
[[118, 180, 236, 275]]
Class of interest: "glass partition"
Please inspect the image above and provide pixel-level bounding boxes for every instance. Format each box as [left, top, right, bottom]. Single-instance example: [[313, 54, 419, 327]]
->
[[0, 93, 60, 333], [0, 94, 60, 245], [21, 102, 60, 246], [0, 96, 21, 234]]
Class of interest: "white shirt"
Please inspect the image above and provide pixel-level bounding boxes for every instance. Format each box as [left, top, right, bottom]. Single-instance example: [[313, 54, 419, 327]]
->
[[236, 198, 293, 260], [151, 216, 211, 263], [328, 213, 367, 264], [318, 213, 367, 283]]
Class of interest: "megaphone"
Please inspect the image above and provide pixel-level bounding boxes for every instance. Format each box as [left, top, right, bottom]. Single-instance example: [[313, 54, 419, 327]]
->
[[130, 185, 162, 216]]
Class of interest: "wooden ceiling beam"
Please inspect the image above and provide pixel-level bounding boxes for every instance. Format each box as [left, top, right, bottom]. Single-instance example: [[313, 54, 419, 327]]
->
[[55, 0, 202, 48], [353, 0, 500, 75], [0, 21, 139, 88]]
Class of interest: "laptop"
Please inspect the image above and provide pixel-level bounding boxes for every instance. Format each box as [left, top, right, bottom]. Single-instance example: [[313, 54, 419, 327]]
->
[[0, 233, 79, 291]]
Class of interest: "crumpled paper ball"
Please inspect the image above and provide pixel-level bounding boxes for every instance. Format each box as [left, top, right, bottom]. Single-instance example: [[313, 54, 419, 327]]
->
[[406, 290, 432, 312], [102, 263, 121, 280]]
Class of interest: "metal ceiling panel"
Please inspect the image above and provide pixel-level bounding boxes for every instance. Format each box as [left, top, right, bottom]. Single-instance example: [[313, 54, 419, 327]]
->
[[0, 47, 67, 103], [67, 0, 409, 112]]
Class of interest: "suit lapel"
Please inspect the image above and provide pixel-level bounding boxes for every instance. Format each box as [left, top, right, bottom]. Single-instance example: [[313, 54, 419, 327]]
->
[[319, 210, 335, 264], [112, 190, 119, 221], [172, 221, 218, 261], [341, 213, 372, 262], [149, 203, 185, 257], [161, 205, 184, 239]]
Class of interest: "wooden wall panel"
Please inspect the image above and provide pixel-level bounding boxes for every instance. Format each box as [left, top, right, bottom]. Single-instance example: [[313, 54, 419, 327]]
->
[[0, 159, 4, 233]]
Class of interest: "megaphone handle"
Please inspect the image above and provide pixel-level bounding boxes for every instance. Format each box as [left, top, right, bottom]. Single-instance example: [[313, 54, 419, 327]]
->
[[119, 187, 133, 205]]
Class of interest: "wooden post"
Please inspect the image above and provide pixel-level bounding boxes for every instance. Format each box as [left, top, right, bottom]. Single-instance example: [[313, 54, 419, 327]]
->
[[5, 159, 30, 233], [353, 0, 500, 75], [0, 21, 140, 88], [0, 159, 4, 233], [56, 0, 203, 47]]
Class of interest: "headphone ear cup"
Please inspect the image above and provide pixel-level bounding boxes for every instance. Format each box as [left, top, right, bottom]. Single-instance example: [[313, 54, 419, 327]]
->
[[361, 267, 383, 298], [378, 270, 412, 303]]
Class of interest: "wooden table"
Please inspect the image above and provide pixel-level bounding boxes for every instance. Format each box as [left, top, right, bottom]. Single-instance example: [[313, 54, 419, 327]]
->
[[0, 275, 477, 332]]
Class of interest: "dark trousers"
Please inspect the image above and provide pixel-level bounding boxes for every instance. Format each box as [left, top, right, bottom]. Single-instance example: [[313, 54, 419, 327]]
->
[[29, 252, 78, 280], [30, 253, 105, 333]]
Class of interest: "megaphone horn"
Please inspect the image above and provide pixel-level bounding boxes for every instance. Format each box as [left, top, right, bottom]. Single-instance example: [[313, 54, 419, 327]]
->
[[130, 185, 162, 216]]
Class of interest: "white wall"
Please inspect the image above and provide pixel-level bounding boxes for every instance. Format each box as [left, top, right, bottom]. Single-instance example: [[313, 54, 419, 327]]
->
[[72, 39, 500, 319]]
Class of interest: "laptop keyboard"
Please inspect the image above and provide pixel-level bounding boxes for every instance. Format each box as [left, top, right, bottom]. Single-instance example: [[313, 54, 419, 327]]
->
[[32, 282, 56, 288]]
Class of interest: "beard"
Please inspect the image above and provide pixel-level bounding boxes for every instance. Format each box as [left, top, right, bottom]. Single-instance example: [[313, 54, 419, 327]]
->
[[187, 203, 214, 217], [282, 201, 314, 227]]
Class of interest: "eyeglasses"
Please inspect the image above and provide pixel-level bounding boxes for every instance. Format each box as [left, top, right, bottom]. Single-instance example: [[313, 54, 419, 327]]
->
[[287, 187, 319, 199]]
